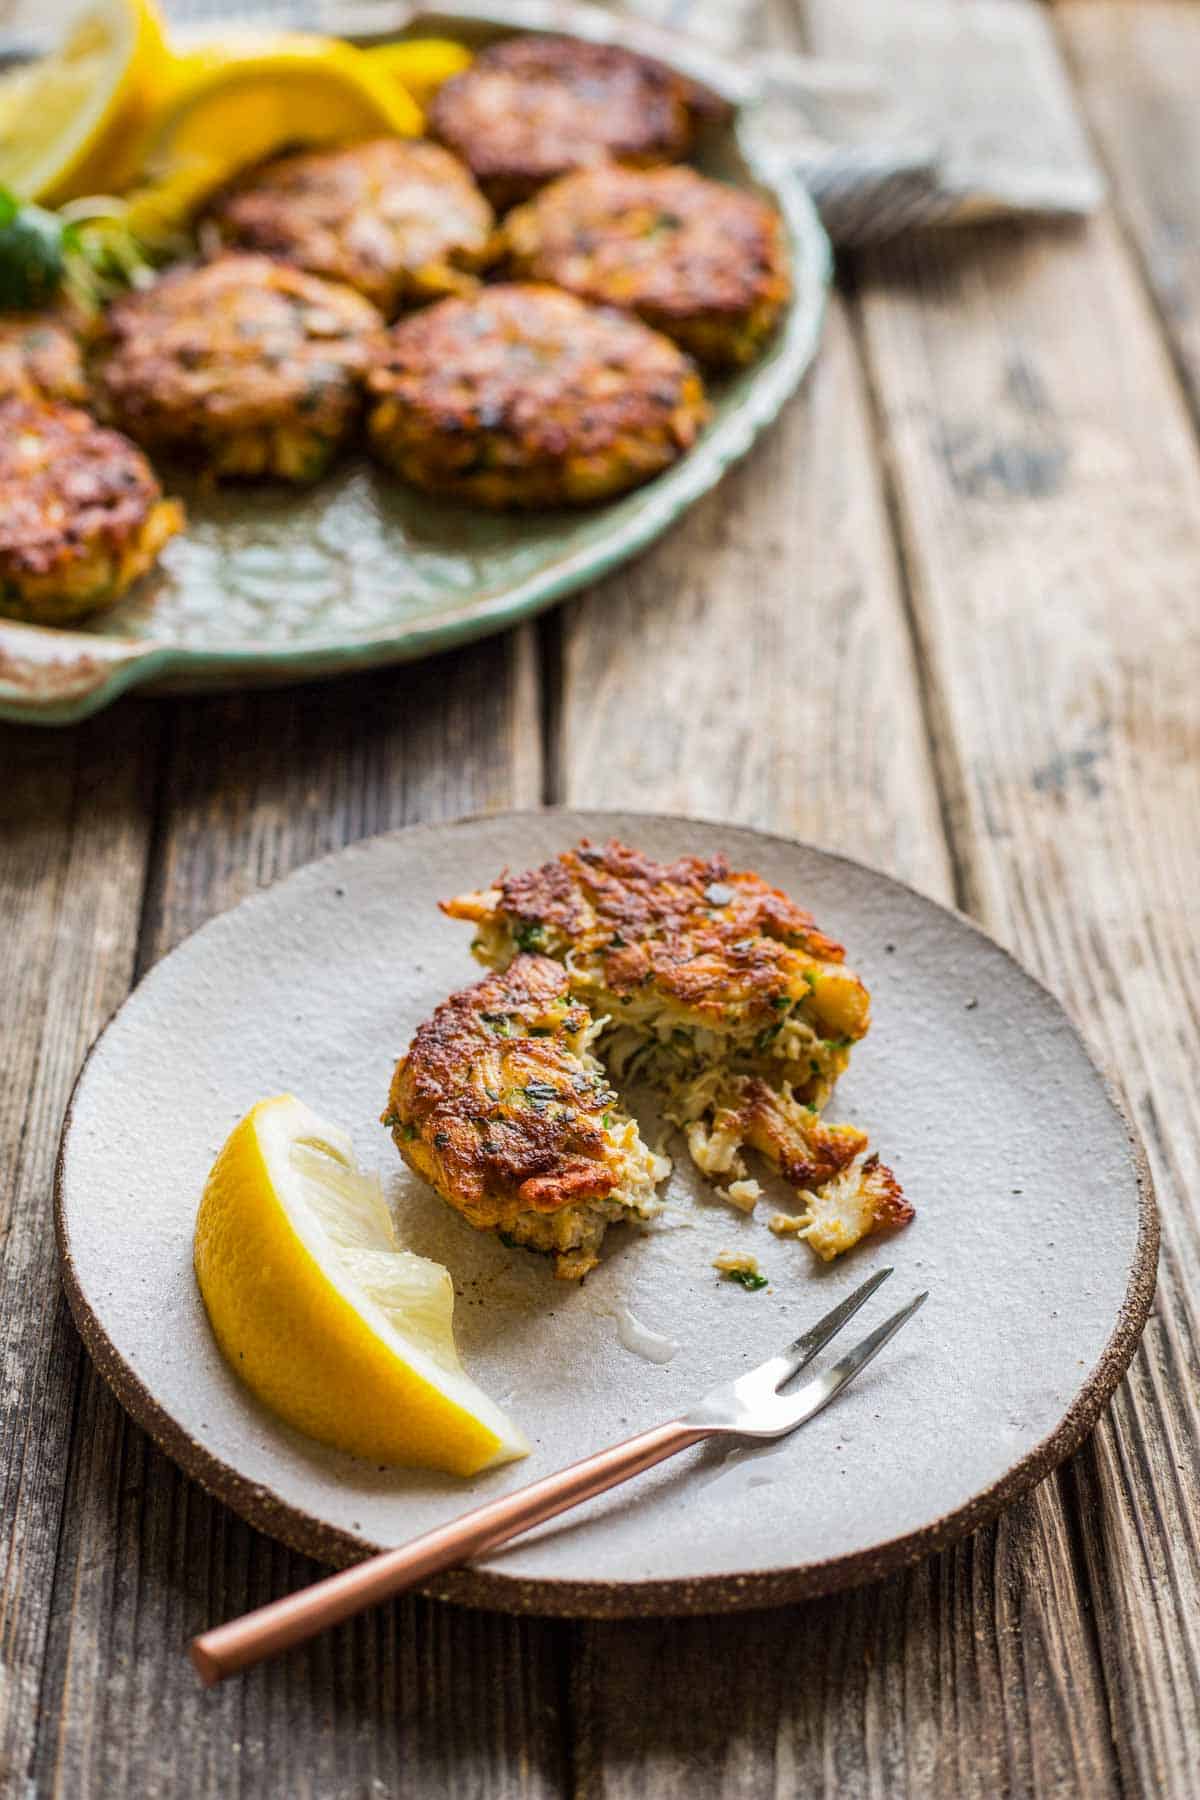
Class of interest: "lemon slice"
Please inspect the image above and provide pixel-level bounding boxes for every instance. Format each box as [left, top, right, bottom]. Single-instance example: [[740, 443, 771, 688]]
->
[[362, 38, 473, 106], [194, 1095, 527, 1476], [140, 34, 423, 201], [0, 0, 171, 202]]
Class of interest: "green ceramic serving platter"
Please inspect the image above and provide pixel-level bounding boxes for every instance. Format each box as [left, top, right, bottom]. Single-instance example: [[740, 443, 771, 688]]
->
[[0, 0, 831, 725]]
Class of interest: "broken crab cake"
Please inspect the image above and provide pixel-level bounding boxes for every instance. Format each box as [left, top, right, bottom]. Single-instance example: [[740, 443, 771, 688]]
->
[[385, 952, 668, 1279], [442, 840, 913, 1261]]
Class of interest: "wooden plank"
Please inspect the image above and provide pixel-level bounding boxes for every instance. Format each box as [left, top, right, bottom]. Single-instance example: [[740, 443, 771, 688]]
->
[[1059, 2, 1200, 429], [854, 194, 1200, 1796], [33, 635, 572, 1800], [0, 707, 157, 1793]]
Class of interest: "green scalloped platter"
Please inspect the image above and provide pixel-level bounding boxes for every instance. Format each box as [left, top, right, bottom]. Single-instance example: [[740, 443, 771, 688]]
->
[[0, 2, 831, 724]]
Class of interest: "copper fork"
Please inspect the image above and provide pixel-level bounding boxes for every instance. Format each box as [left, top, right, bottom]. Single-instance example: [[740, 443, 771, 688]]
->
[[190, 1267, 925, 1684]]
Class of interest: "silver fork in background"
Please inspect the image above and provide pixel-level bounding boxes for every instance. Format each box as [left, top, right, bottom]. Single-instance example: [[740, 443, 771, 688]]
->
[[190, 1268, 926, 1684]]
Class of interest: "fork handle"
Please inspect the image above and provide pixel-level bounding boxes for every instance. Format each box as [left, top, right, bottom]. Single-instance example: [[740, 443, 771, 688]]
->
[[190, 1418, 709, 1684]]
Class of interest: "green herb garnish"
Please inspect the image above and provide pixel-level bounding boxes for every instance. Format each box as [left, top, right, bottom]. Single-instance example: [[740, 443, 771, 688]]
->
[[524, 1081, 559, 1103], [723, 1267, 768, 1292], [514, 921, 546, 952], [0, 191, 70, 309]]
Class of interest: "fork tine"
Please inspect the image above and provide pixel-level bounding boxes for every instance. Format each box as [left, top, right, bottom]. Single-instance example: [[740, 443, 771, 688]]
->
[[773, 1266, 894, 1385], [783, 1290, 928, 1428]]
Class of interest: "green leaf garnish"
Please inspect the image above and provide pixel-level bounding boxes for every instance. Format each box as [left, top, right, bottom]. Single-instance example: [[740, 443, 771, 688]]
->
[[723, 1267, 768, 1291]]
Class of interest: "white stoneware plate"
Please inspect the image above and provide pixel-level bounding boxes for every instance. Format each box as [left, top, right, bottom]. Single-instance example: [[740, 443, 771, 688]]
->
[[56, 812, 1156, 1615]]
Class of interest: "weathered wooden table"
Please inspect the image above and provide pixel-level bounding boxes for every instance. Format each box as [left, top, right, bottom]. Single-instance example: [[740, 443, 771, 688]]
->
[[3, 2, 1199, 1793]]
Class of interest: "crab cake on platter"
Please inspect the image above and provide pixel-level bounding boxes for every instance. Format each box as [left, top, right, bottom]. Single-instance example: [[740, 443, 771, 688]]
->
[[207, 138, 497, 317], [367, 283, 707, 508], [505, 164, 791, 368], [0, 312, 87, 404], [444, 839, 913, 1261], [386, 953, 669, 1280], [92, 255, 383, 482], [0, 398, 183, 625], [429, 33, 726, 207]]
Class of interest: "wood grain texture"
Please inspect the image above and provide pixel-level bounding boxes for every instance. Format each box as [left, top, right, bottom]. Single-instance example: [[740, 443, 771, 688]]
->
[[1059, 2, 1200, 430], [30, 633, 572, 1800], [854, 197, 1200, 1797], [0, 708, 157, 1793]]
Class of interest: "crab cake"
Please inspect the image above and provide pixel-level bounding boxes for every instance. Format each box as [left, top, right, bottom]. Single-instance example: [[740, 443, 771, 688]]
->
[[368, 283, 707, 508], [0, 398, 183, 625], [207, 139, 497, 317], [505, 164, 791, 367], [429, 34, 725, 207], [386, 954, 669, 1280], [444, 839, 913, 1261], [92, 255, 383, 482], [0, 313, 87, 404]]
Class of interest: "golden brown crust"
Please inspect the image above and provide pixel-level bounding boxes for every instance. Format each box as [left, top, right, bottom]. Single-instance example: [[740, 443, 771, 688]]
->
[[504, 164, 791, 366], [444, 837, 868, 1040], [91, 254, 383, 481], [710, 1076, 867, 1190], [0, 398, 182, 623], [367, 283, 707, 508], [207, 138, 497, 317], [429, 34, 725, 207], [0, 312, 87, 404], [386, 954, 622, 1226]]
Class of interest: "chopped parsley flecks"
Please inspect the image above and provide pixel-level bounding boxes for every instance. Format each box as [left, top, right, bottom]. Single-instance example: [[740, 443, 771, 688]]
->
[[523, 1081, 560, 1104]]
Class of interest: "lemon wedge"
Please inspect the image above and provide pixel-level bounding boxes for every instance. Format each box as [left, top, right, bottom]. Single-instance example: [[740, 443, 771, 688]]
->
[[362, 38, 473, 107], [194, 1095, 527, 1476], [139, 33, 423, 202], [0, 0, 171, 203]]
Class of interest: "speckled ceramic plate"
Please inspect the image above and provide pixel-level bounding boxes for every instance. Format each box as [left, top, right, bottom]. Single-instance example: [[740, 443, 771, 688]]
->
[[0, 2, 831, 726], [56, 812, 1156, 1616]]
